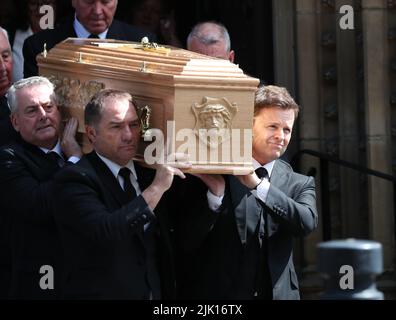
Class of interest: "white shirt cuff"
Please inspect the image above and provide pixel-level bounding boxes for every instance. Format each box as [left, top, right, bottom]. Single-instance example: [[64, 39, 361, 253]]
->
[[207, 190, 224, 212], [67, 156, 81, 164], [252, 178, 270, 203]]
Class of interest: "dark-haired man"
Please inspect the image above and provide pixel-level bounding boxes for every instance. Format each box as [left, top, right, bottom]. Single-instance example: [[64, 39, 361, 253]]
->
[[54, 89, 188, 299]]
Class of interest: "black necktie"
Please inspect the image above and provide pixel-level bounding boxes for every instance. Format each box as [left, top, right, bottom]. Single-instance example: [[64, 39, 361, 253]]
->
[[88, 34, 100, 39], [118, 167, 137, 202], [255, 167, 269, 180], [47, 151, 64, 167]]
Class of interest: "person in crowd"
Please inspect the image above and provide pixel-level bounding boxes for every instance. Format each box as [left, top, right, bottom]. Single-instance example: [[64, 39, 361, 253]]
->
[[23, 0, 156, 77], [0, 0, 14, 29], [0, 26, 14, 299], [53, 89, 188, 299], [0, 26, 17, 146], [186, 21, 235, 62], [125, 0, 182, 47], [177, 85, 318, 300], [0, 76, 82, 299], [7, 0, 58, 82]]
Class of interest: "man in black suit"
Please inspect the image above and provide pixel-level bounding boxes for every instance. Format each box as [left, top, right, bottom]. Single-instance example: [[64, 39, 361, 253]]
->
[[23, 0, 156, 78], [53, 89, 188, 299], [0, 76, 82, 299], [0, 26, 15, 299], [177, 85, 318, 300], [0, 26, 17, 147]]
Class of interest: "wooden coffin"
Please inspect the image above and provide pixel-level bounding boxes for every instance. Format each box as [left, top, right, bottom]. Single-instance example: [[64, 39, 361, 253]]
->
[[38, 38, 259, 174]]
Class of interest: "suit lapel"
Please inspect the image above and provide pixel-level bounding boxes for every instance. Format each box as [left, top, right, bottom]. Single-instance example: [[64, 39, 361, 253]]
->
[[86, 152, 126, 207], [0, 96, 10, 119], [65, 20, 77, 38], [106, 20, 123, 40], [17, 138, 61, 175], [134, 163, 154, 191], [265, 160, 290, 237], [50, 18, 77, 45], [228, 176, 246, 244], [228, 176, 262, 245], [269, 160, 286, 189], [85, 153, 154, 248]]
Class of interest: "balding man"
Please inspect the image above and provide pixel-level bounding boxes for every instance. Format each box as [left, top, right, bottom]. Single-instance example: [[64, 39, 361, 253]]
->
[[186, 21, 235, 63]]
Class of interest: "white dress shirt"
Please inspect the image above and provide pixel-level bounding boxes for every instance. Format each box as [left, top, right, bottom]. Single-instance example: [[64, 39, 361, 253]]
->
[[250, 158, 275, 203], [96, 152, 141, 195], [39, 140, 80, 164], [206, 158, 276, 211], [73, 14, 109, 39], [96, 153, 152, 231], [12, 27, 34, 82]]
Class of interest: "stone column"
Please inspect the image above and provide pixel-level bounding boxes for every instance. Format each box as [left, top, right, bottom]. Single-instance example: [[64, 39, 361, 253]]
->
[[362, 0, 394, 268], [335, 0, 364, 238], [273, 0, 296, 95], [273, 0, 300, 160], [295, 0, 323, 267]]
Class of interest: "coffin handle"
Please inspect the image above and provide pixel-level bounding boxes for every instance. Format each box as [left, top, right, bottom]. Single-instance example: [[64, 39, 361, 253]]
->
[[139, 105, 152, 137]]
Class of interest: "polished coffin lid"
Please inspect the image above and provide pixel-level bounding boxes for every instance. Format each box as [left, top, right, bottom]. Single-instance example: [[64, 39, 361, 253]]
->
[[38, 38, 259, 174]]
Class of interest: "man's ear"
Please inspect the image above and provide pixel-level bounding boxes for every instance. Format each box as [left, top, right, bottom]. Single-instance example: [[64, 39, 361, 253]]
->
[[85, 125, 96, 144], [10, 114, 20, 132], [229, 50, 235, 63]]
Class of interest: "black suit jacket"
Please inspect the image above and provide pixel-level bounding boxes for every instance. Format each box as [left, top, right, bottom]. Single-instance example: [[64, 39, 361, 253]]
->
[[0, 95, 18, 299], [177, 160, 318, 300], [53, 152, 176, 299], [0, 138, 66, 299], [0, 96, 18, 147], [23, 18, 156, 77]]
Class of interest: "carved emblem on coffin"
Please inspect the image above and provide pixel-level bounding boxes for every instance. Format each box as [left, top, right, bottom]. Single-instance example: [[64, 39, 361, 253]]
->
[[38, 38, 259, 174], [47, 75, 105, 110], [192, 97, 238, 148]]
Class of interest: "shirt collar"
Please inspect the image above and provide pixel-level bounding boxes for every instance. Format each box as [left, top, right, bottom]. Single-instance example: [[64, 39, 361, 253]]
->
[[252, 158, 275, 178], [96, 152, 138, 181], [40, 140, 62, 157], [73, 14, 108, 39]]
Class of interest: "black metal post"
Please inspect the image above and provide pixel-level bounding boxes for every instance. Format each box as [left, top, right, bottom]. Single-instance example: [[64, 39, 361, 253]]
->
[[320, 158, 331, 241], [317, 239, 384, 300]]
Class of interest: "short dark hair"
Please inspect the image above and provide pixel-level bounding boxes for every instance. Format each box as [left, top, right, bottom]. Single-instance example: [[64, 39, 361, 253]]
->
[[254, 85, 299, 118], [84, 89, 137, 127]]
